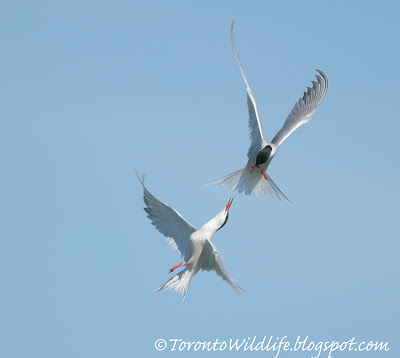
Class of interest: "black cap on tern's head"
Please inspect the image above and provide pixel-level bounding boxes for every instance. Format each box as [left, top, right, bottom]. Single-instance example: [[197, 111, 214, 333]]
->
[[255, 145, 272, 166], [217, 197, 233, 232]]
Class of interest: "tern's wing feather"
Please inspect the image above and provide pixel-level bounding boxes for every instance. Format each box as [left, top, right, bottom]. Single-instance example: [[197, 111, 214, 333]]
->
[[271, 70, 328, 147], [138, 175, 196, 260], [231, 22, 264, 159], [201, 239, 244, 294]]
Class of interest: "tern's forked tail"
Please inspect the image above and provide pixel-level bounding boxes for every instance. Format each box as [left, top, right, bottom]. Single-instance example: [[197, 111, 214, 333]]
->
[[156, 269, 193, 301], [207, 167, 290, 201]]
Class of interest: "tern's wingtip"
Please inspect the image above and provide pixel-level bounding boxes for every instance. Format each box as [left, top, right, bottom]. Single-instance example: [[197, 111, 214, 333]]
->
[[135, 171, 145, 185], [315, 69, 327, 80]]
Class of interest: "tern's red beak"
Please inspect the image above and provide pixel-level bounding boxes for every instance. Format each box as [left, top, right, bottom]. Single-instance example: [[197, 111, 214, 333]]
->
[[225, 198, 234, 212]]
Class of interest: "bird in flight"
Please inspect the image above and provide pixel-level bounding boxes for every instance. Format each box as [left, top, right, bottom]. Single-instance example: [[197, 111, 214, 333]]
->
[[209, 22, 328, 200], [138, 174, 244, 300]]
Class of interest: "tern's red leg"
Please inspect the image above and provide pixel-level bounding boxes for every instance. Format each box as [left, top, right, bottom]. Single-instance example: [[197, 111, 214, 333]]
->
[[263, 172, 268, 180], [249, 165, 258, 174], [169, 261, 187, 273]]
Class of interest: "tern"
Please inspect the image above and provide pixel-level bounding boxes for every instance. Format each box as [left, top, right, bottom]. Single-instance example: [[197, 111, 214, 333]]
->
[[138, 175, 244, 300], [209, 22, 328, 199]]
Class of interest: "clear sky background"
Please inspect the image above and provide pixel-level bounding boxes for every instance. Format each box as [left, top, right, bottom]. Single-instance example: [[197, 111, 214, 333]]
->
[[1, 1, 399, 357]]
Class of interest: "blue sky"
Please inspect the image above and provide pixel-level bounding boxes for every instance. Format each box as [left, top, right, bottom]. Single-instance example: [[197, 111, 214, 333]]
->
[[1, 1, 399, 357]]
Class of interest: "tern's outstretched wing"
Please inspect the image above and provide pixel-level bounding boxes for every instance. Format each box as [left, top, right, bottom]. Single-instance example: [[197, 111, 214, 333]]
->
[[138, 175, 196, 260], [202, 239, 244, 294], [271, 70, 328, 147], [231, 21, 264, 159]]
